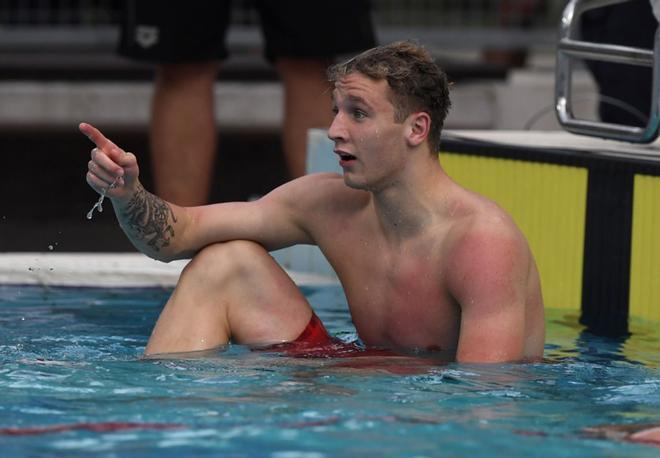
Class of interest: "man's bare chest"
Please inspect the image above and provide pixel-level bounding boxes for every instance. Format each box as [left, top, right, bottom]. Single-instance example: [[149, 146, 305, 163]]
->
[[326, 243, 461, 351]]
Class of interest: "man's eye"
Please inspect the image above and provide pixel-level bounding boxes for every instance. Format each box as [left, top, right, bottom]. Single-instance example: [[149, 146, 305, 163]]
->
[[331, 106, 338, 115], [353, 109, 367, 119]]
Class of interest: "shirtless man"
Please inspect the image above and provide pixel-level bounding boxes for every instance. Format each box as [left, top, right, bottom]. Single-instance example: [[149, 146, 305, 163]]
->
[[82, 41, 545, 363]]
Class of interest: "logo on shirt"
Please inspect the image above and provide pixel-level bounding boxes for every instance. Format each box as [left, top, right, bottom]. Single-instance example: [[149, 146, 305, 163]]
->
[[135, 25, 159, 49]]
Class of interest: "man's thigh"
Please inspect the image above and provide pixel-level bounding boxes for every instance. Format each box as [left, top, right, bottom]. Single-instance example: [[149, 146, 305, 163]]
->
[[146, 241, 315, 354]]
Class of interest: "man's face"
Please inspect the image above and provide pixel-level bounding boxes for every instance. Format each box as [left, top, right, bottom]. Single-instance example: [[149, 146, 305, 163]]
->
[[328, 72, 409, 191]]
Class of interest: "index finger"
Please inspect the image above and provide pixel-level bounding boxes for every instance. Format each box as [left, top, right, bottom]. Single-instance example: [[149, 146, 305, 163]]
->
[[79, 122, 117, 151]]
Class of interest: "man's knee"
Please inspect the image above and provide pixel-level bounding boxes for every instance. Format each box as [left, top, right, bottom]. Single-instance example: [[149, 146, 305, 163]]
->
[[183, 240, 271, 283]]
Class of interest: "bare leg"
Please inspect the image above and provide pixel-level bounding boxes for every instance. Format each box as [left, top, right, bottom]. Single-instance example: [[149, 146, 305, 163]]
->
[[150, 61, 218, 206], [145, 240, 314, 355], [275, 58, 334, 178]]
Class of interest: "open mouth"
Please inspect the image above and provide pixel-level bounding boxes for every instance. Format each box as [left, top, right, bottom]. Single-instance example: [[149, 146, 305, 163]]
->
[[337, 152, 356, 162]]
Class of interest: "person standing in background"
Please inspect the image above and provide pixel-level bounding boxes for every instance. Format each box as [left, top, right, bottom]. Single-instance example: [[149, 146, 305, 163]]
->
[[119, 0, 375, 206]]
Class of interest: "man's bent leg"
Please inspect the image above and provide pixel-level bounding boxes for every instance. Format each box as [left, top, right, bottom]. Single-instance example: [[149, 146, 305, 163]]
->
[[145, 241, 314, 355]]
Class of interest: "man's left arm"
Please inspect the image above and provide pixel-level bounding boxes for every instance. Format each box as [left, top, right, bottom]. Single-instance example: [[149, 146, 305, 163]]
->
[[447, 226, 530, 363]]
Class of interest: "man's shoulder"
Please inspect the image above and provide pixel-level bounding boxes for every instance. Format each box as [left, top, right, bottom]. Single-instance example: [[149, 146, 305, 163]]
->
[[443, 200, 533, 307], [472, 201, 522, 239], [265, 172, 369, 216], [295, 172, 346, 189], [282, 172, 368, 204], [445, 199, 529, 269]]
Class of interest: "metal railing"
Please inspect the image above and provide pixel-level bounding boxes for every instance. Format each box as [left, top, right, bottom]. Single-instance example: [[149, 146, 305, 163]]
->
[[555, 0, 660, 143]]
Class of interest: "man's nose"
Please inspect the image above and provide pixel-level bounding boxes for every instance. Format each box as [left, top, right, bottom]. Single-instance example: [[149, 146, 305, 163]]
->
[[327, 114, 345, 142]]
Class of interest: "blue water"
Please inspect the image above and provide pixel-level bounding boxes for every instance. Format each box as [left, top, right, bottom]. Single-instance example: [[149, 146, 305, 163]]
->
[[0, 284, 658, 457]]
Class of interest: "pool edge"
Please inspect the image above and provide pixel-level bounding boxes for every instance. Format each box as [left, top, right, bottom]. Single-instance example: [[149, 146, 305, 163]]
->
[[0, 252, 339, 288]]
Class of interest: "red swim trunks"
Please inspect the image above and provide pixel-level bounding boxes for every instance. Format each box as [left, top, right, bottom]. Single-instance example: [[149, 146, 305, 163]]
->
[[257, 313, 395, 359]]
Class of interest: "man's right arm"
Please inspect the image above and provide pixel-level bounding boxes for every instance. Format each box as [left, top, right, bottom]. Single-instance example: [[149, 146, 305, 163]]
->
[[80, 122, 320, 262], [81, 122, 192, 260], [113, 182, 187, 260]]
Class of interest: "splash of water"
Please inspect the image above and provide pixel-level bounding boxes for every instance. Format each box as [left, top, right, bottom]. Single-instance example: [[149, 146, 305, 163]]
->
[[86, 177, 120, 220]]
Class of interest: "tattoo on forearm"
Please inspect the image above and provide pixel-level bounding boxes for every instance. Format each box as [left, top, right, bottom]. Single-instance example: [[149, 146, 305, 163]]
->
[[121, 186, 177, 251]]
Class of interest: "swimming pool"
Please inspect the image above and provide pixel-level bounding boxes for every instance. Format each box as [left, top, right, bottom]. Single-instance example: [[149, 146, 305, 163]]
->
[[1, 282, 658, 457]]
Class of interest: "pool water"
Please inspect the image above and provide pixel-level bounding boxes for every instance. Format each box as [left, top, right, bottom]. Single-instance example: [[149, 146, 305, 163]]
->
[[0, 284, 658, 457]]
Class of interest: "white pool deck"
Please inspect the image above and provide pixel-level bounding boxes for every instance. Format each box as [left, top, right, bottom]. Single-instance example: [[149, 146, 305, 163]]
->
[[0, 252, 338, 288]]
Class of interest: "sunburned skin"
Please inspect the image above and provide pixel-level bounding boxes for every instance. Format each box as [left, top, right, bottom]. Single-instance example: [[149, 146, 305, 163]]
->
[[313, 72, 544, 357], [310, 179, 534, 355]]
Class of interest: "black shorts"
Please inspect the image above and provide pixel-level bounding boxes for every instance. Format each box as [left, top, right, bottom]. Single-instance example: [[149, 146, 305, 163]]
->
[[118, 0, 376, 64]]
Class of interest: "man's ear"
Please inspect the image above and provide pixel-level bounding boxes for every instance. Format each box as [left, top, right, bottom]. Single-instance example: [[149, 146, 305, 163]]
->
[[405, 112, 431, 147]]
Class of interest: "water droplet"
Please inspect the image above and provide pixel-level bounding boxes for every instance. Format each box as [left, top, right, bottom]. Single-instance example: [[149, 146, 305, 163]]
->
[[87, 176, 120, 220]]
